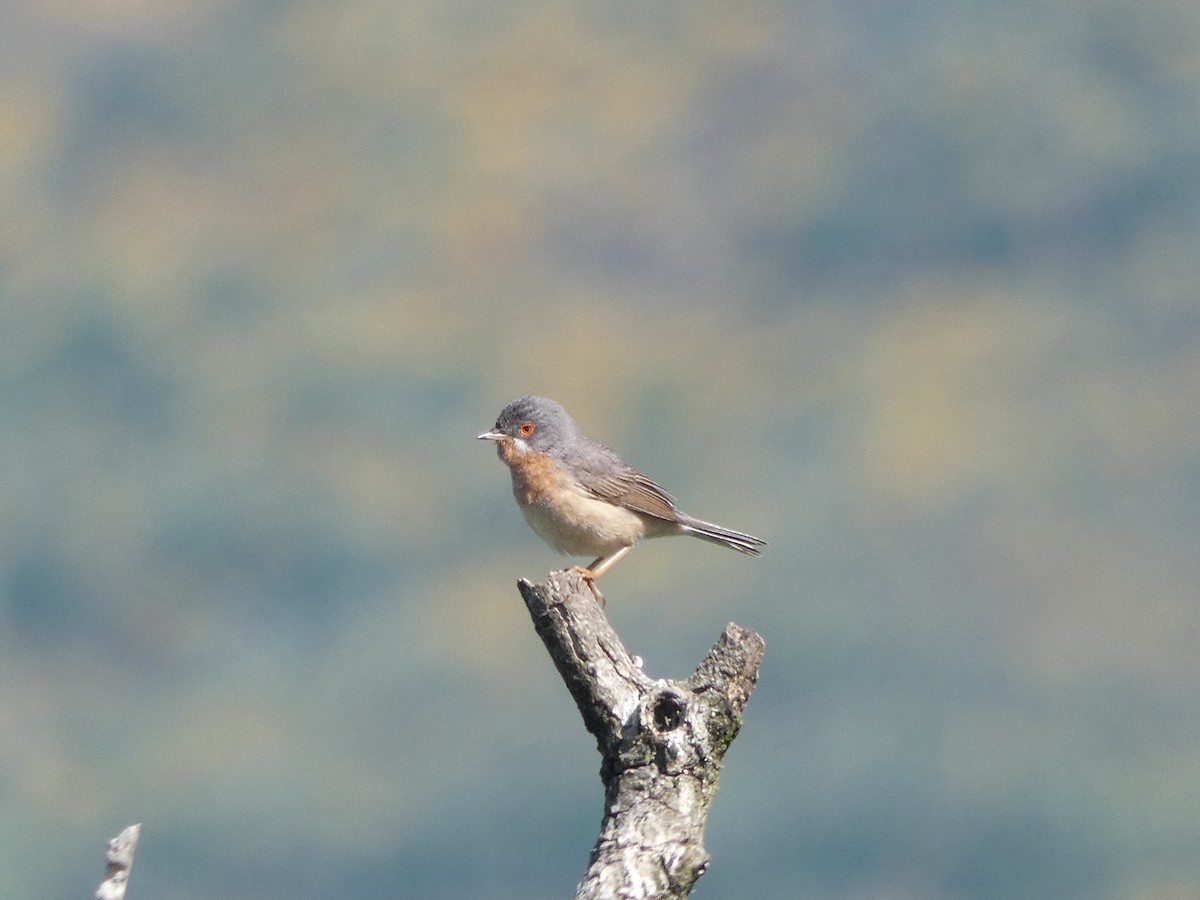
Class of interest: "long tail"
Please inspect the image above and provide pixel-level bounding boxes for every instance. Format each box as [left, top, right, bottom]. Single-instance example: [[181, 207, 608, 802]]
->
[[677, 515, 767, 557]]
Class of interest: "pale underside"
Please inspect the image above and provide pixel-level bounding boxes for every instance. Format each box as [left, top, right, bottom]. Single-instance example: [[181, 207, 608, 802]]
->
[[514, 471, 679, 558]]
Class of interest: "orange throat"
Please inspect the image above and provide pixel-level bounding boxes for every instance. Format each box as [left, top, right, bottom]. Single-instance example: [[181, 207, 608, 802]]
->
[[497, 439, 560, 503]]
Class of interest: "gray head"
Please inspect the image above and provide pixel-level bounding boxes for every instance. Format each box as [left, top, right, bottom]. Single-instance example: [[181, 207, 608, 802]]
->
[[478, 395, 583, 455]]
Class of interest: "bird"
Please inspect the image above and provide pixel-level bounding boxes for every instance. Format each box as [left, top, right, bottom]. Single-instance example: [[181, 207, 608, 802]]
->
[[478, 395, 765, 602]]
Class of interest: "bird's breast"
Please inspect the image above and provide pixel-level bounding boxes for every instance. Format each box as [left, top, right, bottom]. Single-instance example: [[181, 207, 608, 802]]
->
[[498, 441, 559, 504], [501, 446, 646, 556]]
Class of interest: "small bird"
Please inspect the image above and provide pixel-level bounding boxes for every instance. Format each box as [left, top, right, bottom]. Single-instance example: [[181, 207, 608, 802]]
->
[[479, 395, 765, 601]]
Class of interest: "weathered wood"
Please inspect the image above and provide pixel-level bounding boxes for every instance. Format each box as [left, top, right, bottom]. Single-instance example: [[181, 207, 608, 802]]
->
[[518, 571, 765, 900], [94, 824, 141, 900]]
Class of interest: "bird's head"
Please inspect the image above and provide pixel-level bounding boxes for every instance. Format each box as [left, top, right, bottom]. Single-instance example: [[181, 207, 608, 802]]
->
[[478, 395, 579, 456]]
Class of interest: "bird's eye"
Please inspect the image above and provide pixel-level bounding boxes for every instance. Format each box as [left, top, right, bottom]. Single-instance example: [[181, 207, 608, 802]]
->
[[518, 421, 536, 437]]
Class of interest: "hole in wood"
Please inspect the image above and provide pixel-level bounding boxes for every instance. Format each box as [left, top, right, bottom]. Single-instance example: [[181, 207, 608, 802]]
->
[[651, 692, 686, 732]]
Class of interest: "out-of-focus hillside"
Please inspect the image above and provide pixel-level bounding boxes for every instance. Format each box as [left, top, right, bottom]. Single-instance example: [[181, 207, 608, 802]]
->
[[2, 1, 1199, 898]]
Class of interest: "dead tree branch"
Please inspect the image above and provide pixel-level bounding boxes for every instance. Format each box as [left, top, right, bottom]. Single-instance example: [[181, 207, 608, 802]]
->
[[518, 571, 765, 900], [94, 824, 141, 900]]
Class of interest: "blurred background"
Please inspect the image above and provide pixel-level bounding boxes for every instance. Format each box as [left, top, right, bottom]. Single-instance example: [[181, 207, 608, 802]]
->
[[2, 1, 1199, 898]]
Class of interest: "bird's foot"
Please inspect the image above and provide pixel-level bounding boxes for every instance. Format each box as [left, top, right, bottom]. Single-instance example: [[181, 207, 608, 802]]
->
[[569, 565, 605, 606]]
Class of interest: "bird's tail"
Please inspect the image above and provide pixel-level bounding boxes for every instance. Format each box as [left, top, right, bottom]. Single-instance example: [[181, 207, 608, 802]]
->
[[677, 515, 767, 557]]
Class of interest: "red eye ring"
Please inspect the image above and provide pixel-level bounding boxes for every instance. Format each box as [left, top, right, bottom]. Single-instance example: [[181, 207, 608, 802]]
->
[[517, 421, 536, 437]]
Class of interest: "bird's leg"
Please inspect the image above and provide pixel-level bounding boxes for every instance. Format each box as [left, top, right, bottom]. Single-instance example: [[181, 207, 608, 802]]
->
[[570, 544, 634, 606], [586, 544, 634, 579], [568, 563, 607, 604]]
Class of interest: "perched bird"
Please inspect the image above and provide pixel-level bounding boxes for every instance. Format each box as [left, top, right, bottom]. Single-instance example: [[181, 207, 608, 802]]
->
[[478, 395, 765, 601]]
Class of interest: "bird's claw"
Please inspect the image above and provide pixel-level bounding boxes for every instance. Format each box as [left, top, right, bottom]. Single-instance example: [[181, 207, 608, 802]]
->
[[569, 566, 605, 606]]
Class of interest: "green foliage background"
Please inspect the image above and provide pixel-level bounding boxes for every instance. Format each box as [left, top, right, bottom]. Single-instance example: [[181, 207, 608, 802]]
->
[[2, 1, 1199, 898]]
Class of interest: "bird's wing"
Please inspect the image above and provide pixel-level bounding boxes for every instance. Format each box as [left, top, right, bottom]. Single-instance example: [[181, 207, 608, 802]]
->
[[568, 444, 681, 523]]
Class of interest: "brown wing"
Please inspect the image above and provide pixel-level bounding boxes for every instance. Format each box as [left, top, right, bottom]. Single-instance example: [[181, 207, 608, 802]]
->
[[568, 446, 681, 523]]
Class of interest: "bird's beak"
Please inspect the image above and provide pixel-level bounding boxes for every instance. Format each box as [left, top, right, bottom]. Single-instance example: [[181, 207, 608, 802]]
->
[[477, 430, 506, 441]]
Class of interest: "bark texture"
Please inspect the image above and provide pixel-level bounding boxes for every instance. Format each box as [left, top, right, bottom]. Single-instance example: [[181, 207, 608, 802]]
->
[[94, 824, 141, 900], [518, 570, 765, 900]]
